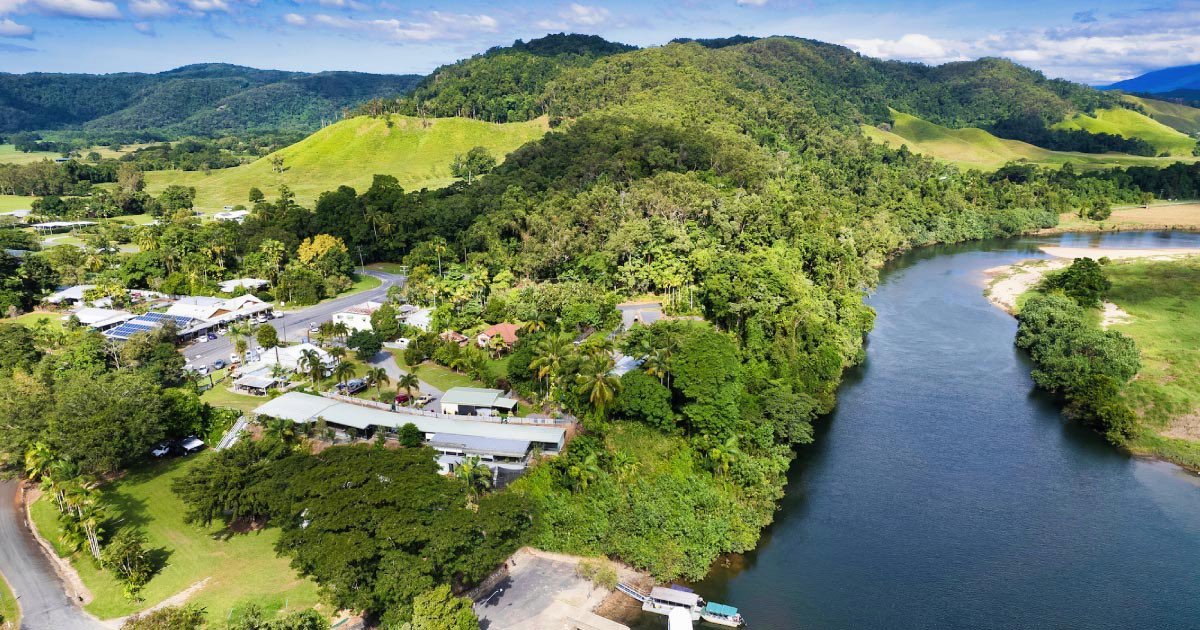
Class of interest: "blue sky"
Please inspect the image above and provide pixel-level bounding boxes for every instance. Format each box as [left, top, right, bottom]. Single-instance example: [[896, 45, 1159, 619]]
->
[[0, 0, 1196, 84]]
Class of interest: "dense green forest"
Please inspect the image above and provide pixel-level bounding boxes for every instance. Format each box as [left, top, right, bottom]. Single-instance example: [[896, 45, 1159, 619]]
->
[[0, 64, 420, 139]]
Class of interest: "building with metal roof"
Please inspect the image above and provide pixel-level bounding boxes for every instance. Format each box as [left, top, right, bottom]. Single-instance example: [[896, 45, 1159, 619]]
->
[[439, 387, 519, 416], [64, 307, 134, 331], [252, 391, 565, 454]]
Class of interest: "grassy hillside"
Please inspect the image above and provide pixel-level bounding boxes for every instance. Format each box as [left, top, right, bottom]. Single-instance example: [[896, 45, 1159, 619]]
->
[[143, 115, 549, 211], [862, 110, 1197, 170], [0, 143, 148, 165], [1053, 107, 1197, 156], [1124, 95, 1200, 136]]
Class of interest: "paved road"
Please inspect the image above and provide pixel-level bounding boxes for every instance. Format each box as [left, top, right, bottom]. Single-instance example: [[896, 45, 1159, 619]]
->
[[0, 481, 103, 630], [184, 269, 403, 368]]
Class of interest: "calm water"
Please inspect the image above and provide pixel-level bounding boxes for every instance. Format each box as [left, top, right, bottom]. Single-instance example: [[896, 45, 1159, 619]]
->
[[636, 231, 1200, 630]]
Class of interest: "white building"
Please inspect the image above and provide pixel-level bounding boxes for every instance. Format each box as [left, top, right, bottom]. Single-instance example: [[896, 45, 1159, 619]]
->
[[64, 307, 134, 331], [239, 342, 336, 376], [332, 300, 383, 333], [401, 305, 432, 331], [217, 278, 269, 294], [213, 209, 250, 222]]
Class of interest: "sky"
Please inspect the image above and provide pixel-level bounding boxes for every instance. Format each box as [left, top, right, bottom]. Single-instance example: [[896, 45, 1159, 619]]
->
[[1, 0, 1198, 84]]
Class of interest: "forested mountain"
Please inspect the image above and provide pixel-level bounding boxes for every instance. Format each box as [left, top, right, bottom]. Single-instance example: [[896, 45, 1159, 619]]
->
[[1105, 63, 1200, 93], [373, 35, 1137, 153], [0, 64, 420, 138]]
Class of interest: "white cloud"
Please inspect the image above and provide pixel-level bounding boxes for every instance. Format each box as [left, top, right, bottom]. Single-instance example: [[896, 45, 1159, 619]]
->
[[129, 0, 172, 18], [0, 16, 32, 35], [736, 0, 768, 6], [844, 33, 968, 65], [537, 3, 611, 30], [26, 0, 121, 19], [289, 10, 498, 42]]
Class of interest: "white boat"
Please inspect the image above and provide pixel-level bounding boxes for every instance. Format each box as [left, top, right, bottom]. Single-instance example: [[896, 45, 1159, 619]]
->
[[700, 601, 745, 627], [641, 586, 703, 621]]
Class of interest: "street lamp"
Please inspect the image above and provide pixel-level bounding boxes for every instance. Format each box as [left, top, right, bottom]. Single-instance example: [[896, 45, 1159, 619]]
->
[[476, 588, 503, 609]]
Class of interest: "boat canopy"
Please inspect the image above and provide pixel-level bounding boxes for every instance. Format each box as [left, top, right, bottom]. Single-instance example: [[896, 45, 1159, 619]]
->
[[705, 602, 739, 617], [649, 586, 701, 607]]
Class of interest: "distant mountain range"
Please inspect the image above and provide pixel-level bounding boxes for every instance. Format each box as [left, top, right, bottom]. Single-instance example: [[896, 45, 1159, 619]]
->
[[0, 63, 421, 138], [1103, 63, 1200, 98]]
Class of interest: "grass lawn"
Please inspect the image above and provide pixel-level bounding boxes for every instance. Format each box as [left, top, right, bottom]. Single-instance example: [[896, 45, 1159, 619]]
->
[[142, 115, 548, 213], [366, 262, 407, 275], [29, 456, 321, 622], [198, 381, 266, 414], [345, 272, 382, 295], [1126, 95, 1200, 135], [413, 360, 487, 392], [0, 571, 18, 629], [1105, 256, 1200, 468], [0, 195, 34, 212], [1, 310, 63, 330], [0, 144, 150, 166]]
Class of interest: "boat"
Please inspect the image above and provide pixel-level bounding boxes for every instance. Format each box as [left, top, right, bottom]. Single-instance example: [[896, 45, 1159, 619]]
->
[[700, 601, 745, 627], [642, 586, 703, 621]]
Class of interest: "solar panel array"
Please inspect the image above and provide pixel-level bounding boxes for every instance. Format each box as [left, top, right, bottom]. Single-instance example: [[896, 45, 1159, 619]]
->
[[104, 311, 199, 340], [105, 321, 158, 340], [140, 312, 196, 327]]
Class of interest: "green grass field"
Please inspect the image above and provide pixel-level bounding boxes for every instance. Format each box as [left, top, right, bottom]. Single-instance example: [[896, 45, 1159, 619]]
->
[[1105, 256, 1200, 468], [0, 196, 33, 212], [0, 144, 151, 166], [1053, 107, 1198, 156], [30, 456, 321, 622], [862, 110, 1198, 171], [412, 360, 487, 392], [143, 115, 549, 213], [0, 571, 18, 629], [1125, 95, 1200, 136], [1, 310, 63, 330]]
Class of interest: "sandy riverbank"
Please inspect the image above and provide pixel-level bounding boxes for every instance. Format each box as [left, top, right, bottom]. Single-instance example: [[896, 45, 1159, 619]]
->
[[983, 246, 1200, 315]]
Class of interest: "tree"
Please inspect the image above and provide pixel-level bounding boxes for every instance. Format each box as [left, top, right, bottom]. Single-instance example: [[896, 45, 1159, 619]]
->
[[248, 187, 265, 203], [347, 329, 382, 361], [450, 146, 496, 184], [397, 422, 423, 447], [48, 371, 166, 475], [1042, 257, 1111, 308], [574, 356, 620, 419], [369, 302, 401, 340], [101, 527, 155, 600], [299, 349, 325, 390], [157, 185, 197, 214], [530, 331, 572, 395], [331, 361, 357, 389], [397, 371, 420, 403], [366, 366, 390, 398], [407, 584, 478, 630], [613, 370, 675, 430], [455, 455, 491, 506], [121, 604, 206, 629], [297, 234, 353, 279], [0, 323, 40, 376], [257, 324, 281, 366]]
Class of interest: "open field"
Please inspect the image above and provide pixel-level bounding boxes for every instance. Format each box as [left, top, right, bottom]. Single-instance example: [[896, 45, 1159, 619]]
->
[[1105, 256, 1200, 468], [143, 115, 549, 212], [862, 110, 1199, 171], [1053, 107, 1197, 156], [413, 360, 488, 391], [0, 310, 63, 330], [1125, 95, 1200, 136], [1047, 202, 1200, 233], [0, 572, 17, 630], [0, 196, 33, 212], [0, 143, 152, 166], [29, 456, 321, 622]]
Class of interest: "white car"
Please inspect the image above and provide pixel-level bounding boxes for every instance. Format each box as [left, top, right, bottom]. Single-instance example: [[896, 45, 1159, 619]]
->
[[196, 335, 209, 344], [230, 353, 242, 364]]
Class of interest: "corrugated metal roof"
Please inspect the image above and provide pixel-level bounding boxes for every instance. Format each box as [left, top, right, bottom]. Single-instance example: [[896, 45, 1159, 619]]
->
[[649, 587, 700, 607], [440, 387, 506, 407], [430, 433, 530, 458]]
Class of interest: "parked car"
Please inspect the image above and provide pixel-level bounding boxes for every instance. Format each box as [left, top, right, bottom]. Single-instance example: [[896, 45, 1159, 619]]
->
[[212, 359, 227, 370], [196, 365, 209, 376], [309, 321, 320, 332], [415, 394, 434, 406], [196, 335, 209, 344], [230, 353, 241, 364], [206, 332, 218, 341], [256, 314, 269, 324], [151, 440, 177, 458], [395, 392, 411, 404], [181, 436, 205, 454]]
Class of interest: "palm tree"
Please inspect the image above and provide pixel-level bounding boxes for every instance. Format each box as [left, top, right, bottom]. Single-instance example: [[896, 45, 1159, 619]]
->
[[366, 367, 391, 398], [704, 435, 741, 478], [642, 348, 669, 385], [530, 332, 573, 395], [24, 441, 55, 482], [332, 361, 357, 390], [331, 322, 350, 345], [299, 349, 325, 389], [396, 371, 420, 404], [455, 456, 492, 506], [263, 416, 296, 445], [316, 321, 336, 348], [574, 356, 620, 418], [567, 453, 601, 493], [328, 346, 347, 361], [486, 334, 507, 359]]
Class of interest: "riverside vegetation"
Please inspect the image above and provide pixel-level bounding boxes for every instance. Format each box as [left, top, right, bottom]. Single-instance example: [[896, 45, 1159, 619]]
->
[[9, 33, 1200, 626]]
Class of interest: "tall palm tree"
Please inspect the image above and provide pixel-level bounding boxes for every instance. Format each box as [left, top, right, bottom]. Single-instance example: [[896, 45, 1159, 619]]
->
[[263, 416, 296, 445], [530, 331, 573, 395], [642, 348, 669, 385], [316, 321, 336, 348], [455, 456, 492, 506], [397, 372, 420, 404], [299, 349, 325, 390], [366, 366, 391, 398], [24, 442, 55, 482], [567, 453, 601, 493], [331, 322, 350, 345], [332, 361, 357, 390], [574, 356, 620, 418], [705, 435, 741, 478]]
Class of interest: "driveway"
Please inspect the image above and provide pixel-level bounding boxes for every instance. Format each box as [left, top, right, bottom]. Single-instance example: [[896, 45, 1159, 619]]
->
[[184, 269, 403, 368], [366, 351, 443, 409], [0, 481, 103, 630], [475, 552, 611, 630]]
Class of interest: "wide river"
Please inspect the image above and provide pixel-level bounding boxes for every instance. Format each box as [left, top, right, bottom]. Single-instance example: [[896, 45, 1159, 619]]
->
[[636, 230, 1200, 630]]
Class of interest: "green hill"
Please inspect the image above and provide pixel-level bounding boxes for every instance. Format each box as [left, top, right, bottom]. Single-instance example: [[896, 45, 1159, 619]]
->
[[1052, 107, 1196, 156], [1124, 95, 1200, 136], [143, 115, 549, 211], [863, 110, 1198, 170]]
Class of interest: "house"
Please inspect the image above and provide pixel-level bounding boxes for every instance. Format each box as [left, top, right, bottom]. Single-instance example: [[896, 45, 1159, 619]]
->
[[217, 278, 269, 294], [439, 387, 519, 417], [333, 300, 384, 333], [439, 330, 469, 346], [232, 374, 281, 396], [64, 307, 134, 331], [213, 209, 250, 222], [476, 322, 521, 349], [251, 392, 565, 477], [104, 294, 273, 342], [402, 306, 433, 331], [45, 285, 96, 306], [239, 342, 336, 376]]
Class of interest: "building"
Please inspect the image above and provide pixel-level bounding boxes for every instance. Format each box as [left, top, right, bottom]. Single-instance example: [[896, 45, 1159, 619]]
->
[[217, 278, 269, 294], [476, 322, 521, 349], [439, 387, 519, 417], [251, 391, 565, 476], [64, 307, 134, 331], [104, 294, 273, 342], [439, 330, 469, 346], [332, 300, 383, 333], [401, 305, 432, 331], [30, 220, 96, 234], [239, 342, 336, 376], [214, 209, 250, 222], [232, 374, 282, 395], [45, 285, 96, 306]]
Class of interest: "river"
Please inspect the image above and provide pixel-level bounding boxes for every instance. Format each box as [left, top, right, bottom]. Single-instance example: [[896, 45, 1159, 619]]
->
[[635, 230, 1200, 630]]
